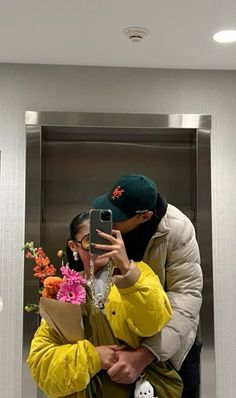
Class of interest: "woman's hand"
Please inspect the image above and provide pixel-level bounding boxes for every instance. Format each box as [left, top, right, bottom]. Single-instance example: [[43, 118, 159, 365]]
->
[[95, 345, 121, 369], [91, 229, 130, 275], [107, 347, 155, 383]]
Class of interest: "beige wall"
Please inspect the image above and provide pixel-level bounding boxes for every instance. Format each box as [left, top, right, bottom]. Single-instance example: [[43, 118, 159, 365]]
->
[[0, 64, 236, 398]]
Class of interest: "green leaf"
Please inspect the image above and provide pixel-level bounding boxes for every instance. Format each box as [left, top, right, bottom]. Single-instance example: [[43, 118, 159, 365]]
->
[[24, 303, 39, 313]]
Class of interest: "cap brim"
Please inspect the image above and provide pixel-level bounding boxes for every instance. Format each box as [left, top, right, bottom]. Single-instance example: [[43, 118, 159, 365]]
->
[[92, 194, 129, 221]]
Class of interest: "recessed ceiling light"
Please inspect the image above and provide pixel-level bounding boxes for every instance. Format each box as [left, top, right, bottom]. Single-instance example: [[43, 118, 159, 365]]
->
[[213, 30, 236, 43], [123, 26, 150, 43]]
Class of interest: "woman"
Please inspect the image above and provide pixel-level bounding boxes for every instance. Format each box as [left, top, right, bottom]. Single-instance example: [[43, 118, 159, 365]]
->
[[27, 211, 182, 398]]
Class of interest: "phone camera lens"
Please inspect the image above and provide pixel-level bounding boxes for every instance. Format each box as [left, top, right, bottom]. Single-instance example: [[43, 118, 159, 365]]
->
[[101, 211, 111, 221]]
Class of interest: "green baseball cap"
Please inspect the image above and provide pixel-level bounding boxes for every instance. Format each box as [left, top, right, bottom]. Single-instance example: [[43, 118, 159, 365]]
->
[[92, 174, 158, 221]]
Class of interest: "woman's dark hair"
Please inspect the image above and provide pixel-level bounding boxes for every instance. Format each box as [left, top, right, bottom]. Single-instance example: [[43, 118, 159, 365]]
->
[[66, 211, 89, 272]]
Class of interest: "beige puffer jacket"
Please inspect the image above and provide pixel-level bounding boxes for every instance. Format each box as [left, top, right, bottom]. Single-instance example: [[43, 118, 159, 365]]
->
[[142, 204, 203, 370]]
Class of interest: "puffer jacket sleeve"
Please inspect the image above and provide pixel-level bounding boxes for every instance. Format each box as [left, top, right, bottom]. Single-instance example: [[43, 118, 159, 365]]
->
[[27, 319, 101, 398], [142, 212, 202, 364], [112, 261, 172, 337]]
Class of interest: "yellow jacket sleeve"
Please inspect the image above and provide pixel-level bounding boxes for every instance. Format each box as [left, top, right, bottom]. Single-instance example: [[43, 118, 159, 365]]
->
[[27, 319, 101, 398], [107, 261, 172, 340]]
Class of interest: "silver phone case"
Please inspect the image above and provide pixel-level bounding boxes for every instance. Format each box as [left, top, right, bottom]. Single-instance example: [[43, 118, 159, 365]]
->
[[89, 209, 112, 255]]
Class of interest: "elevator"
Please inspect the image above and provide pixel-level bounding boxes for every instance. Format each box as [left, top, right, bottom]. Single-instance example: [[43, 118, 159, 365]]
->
[[23, 112, 214, 397]]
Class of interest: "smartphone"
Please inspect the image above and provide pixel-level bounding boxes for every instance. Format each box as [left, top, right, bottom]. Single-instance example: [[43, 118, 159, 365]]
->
[[89, 209, 112, 255]]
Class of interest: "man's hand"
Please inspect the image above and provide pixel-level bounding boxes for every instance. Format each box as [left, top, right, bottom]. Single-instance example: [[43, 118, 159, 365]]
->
[[107, 347, 155, 384], [95, 345, 121, 370]]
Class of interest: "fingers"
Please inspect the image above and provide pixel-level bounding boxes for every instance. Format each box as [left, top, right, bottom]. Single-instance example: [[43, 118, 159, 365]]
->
[[111, 229, 122, 239], [96, 228, 122, 241], [90, 229, 124, 254], [92, 229, 129, 272], [108, 361, 137, 384], [91, 230, 123, 252], [109, 345, 122, 363], [109, 344, 124, 351], [107, 361, 121, 378], [111, 351, 119, 363], [91, 243, 117, 251], [95, 345, 120, 370], [90, 243, 121, 257], [107, 350, 142, 383], [110, 345, 126, 351]]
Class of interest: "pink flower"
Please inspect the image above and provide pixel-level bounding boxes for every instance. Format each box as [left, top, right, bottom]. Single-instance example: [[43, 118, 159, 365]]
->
[[57, 281, 86, 304], [60, 265, 86, 285]]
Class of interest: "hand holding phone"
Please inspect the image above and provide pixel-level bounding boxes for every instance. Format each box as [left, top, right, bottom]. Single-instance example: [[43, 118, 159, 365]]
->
[[89, 209, 112, 255]]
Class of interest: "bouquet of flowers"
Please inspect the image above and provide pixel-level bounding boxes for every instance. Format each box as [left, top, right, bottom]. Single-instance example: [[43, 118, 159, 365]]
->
[[23, 241, 123, 397], [23, 242, 183, 398], [23, 241, 86, 342]]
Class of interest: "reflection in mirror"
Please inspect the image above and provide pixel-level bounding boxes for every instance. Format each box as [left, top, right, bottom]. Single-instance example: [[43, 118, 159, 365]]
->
[[23, 112, 214, 398]]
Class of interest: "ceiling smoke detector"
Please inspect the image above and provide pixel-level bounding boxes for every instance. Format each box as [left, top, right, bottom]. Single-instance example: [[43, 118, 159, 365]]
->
[[123, 26, 150, 42]]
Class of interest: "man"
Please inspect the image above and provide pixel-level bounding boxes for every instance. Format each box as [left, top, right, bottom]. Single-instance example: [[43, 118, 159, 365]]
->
[[92, 173, 203, 398]]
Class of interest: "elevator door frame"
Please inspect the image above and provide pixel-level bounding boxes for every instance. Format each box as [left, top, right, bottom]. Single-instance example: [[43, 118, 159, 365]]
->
[[23, 111, 214, 398]]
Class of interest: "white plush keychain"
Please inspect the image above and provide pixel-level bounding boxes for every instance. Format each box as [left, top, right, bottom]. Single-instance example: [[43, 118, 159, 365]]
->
[[134, 374, 157, 398]]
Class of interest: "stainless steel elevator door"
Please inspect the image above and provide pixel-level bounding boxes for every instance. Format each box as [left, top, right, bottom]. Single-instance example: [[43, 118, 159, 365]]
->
[[40, 136, 196, 398], [23, 113, 214, 398], [41, 138, 195, 267]]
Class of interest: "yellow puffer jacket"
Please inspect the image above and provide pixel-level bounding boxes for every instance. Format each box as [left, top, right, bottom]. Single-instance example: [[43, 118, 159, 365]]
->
[[27, 261, 172, 398]]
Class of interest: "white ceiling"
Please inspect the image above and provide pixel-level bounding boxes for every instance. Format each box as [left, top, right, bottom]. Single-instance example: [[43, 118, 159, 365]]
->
[[1, 0, 236, 69]]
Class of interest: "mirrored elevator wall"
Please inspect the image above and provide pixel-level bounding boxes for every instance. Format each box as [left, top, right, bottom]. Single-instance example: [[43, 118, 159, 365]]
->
[[41, 128, 196, 264], [23, 117, 214, 398]]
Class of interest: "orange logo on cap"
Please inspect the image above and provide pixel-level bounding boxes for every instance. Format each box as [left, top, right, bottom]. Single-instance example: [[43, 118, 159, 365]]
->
[[112, 186, 124, 200]]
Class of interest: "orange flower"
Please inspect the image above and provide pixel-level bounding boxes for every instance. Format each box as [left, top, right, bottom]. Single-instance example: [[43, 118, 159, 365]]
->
[[25, 251, 35, 259], [41, 276, 63, 299], [37, 247, 46, 258], [35, 256, 50, 266], [33, 264, 57, 280]]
